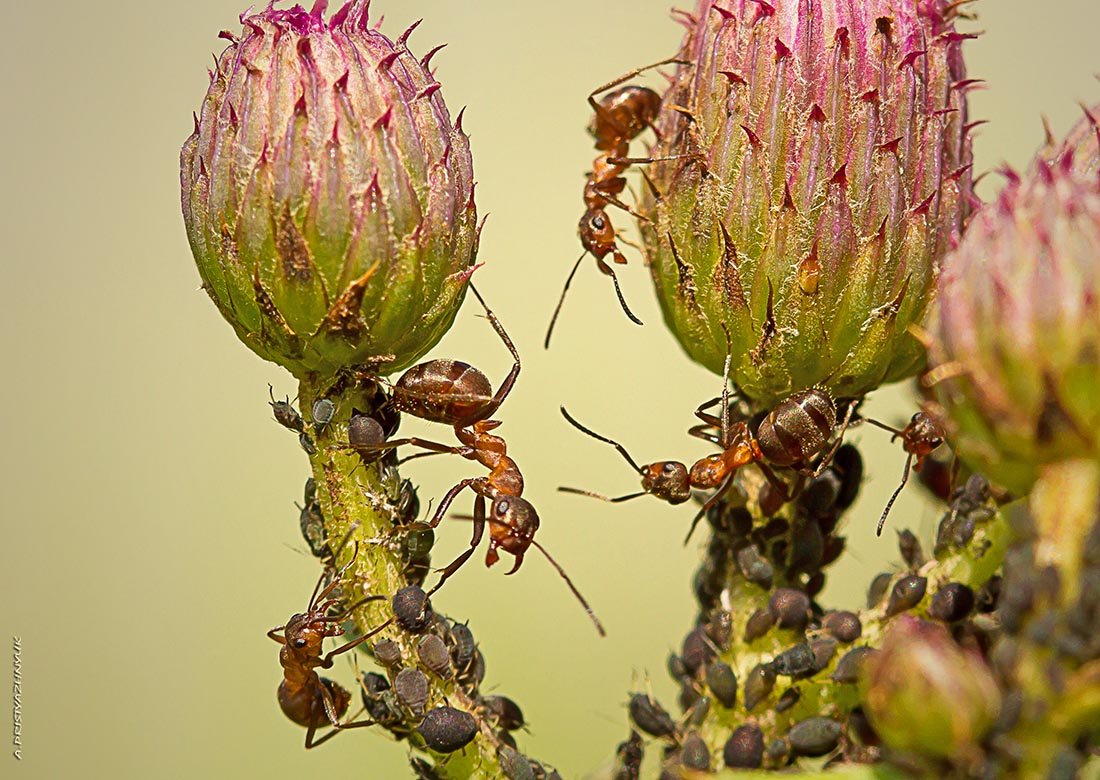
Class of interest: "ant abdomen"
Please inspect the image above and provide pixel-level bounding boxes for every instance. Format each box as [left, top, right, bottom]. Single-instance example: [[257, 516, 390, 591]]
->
[[278, 677, 350, 728], [589, 86, 662, 149], [755, 389, 837, 467], [394, 359, 494, 424]]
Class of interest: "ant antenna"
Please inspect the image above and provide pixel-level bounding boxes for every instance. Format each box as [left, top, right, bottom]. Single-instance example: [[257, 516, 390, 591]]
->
[[877, 452, 914, 536], [863, 417, 904, 438], [545, 253, 586, 348], [598, 258, 644, 327], [529, 538, 606, 637], [560, 406, 643, 472], [558, 486, 648, 503]]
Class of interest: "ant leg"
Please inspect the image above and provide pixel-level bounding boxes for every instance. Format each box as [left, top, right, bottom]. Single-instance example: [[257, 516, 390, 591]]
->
[[756, 462, 791, 504], [321, 617, 395, 666], [544, 252, 587, 349], [588, 56, 691, 102], [353, 436, 466, 458], [425, 495, 487, 598], [684, 473, 737, 545], [427, 478, 479, 528], [467, 282, 521, 416], [590, 185, 651, 222], [718, 324, 734, 448], [558, 486, 648, 503], [606, 152, 700, 166], [687, 424, 722, 446], [594, 255, 644, 325], [808, 399, 859, 478], [877, 452, 914, 536]]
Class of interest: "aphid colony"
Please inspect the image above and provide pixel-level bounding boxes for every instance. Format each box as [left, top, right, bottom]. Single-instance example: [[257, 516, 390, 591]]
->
[[264, 282, 598, 771]]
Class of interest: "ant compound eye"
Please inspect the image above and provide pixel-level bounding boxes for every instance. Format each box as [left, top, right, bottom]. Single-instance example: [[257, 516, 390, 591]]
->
[[591, 215, 606, 230], [662, 463, 678, 474], [293, 638, 307, 649], [495, 499, 510, 517]]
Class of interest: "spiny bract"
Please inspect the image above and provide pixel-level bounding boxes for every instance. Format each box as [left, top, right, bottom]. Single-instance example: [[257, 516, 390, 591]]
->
[[641, 0, 975, 407], [181, 1, 478, 379]]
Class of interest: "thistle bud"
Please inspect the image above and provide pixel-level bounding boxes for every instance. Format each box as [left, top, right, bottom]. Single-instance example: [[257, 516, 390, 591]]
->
[[1040, 103, 1100, 178], [181, 1, 478, 378], [861, 617, 1000, 759], [930, 137, 1100, 493], [642, 0, 973, 405]]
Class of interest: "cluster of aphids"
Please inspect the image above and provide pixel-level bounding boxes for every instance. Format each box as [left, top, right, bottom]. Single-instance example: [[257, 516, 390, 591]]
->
[[265, 283, 602, 772], [608, 474, 1006, 776], [266, 538, 555, 777]]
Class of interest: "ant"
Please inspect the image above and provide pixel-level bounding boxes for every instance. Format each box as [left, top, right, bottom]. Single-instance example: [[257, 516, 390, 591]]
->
[[562, 382, 858, 544], [268, 546, 393, 748], [349, 284, 606, 636], [866, 412, 947, 535], [544, 57, 689, 348]]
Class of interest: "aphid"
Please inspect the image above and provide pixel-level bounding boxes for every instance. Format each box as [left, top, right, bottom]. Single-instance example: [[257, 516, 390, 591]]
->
[[311, 398, 336, 434], [417, 706, 478, 753], [615, 731, 644, 780], [628, 693, 677, 738], [358, 671, 397, 725], [499, 747, 537, 780], [788, 717, 842, 757], [929, 582, 976, 623], [446, 622, 477, 673], [545, 58, 687, 347], [775, 687, 801, 713], [831, 647, 876, 684], [743, 663, 777, 711], [561, 385, 857, 542], [884, 575, 928, 616], [744, 608, 775, 642], [269, 386, 305, 433], [297, 493, 330, 561], [724, 724, 765, 769], [267, 554, 392, 748], [394, 668, 430, 718], [373, 638, 402, 669], [867, 412, 946, 535], [773, 643, 816, 677], [484, 695, 525, 731], [392, 585, 434, 633], [681, 732, 710, 771], [353, 285, 605, 636], [704, 662, 738, 709], [768, 588, 811, 631], [822, 611, 862, 644], [412, 636, 448, 679]]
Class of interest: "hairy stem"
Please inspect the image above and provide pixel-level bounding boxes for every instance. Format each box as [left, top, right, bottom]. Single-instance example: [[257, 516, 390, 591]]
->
[[297, 375, 528, 780]]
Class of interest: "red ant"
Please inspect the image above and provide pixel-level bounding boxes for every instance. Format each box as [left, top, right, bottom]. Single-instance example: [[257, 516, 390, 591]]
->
[[351, 284, 606, 636], [544, 57, 689, 348], [268, 546, 393, 748], [561, 353, 858, 543], [866, 412, 946, 535]]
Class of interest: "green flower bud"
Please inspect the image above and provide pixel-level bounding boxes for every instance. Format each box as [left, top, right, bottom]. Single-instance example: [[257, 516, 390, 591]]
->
[[861, 617, 1000, 759], [929, 144, 1100, 494], [181, 1, 478, 379], [642, 0, 974, 406]]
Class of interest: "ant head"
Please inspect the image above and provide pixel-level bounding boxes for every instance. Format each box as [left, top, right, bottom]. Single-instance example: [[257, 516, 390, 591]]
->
[[905, 412, 945, 456], [579, 208, 617, 256], [488, 496, 540, 555], [642, 461, 692, 504], [283, 612, 329, 652]]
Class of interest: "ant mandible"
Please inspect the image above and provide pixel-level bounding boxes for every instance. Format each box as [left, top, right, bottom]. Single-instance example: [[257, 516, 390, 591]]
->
[[562, 351, 857, 543], [350, 284, 606, 636], [268, 547, 393, 749], [866, 412, 946, 535], [544, 57, 689, 348]]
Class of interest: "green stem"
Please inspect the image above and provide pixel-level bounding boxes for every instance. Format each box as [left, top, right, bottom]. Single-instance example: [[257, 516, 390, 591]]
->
[[298, 375, 516, 780]]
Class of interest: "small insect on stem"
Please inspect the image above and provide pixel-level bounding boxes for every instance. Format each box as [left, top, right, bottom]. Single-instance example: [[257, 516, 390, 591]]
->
[[544, 57, 692, 348], [866, 412, 946, 535], [268, 540, 393, 748]]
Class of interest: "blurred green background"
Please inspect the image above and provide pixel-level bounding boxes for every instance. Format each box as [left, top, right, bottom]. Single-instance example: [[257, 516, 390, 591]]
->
[[2, 1, 1098, 777]]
